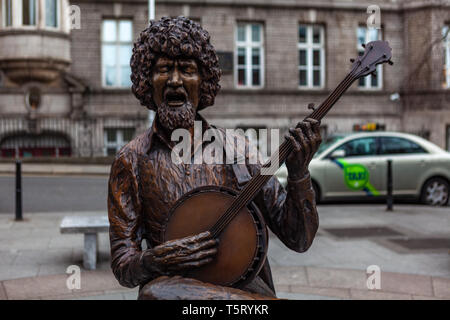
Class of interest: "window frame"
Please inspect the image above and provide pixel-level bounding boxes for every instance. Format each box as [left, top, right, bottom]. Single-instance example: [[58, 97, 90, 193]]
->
[[357, 26, 383, 90], [298, 24, 326, 90], [446, 125, 450, 152], [235, 22, 265, 89], [20, 0, 38, 28], [103, 128, 135, 156], [101, 19, 134, 89], [379, 136, 428, 155], [0, 0, 59, 30], [326, 137, 380, 158], [43, 0, 60, 30], [443, 25, 450, 89], [1, 0, 13, 28]]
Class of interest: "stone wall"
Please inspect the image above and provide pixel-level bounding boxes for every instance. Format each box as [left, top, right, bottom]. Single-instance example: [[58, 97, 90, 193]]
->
[[1, 0, 449, 155]]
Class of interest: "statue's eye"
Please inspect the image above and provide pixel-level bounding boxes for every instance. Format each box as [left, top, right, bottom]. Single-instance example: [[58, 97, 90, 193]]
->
[[159, 66, 169, 73], [182, 66, 196, 75]]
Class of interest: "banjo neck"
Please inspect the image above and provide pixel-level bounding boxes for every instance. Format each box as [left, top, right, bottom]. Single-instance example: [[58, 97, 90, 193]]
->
[[209, 72, 357, 238], [209, 40, 393, 238]]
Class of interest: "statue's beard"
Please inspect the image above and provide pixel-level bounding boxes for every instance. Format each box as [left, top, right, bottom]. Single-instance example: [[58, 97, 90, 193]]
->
[[157, 100, 196, 131]]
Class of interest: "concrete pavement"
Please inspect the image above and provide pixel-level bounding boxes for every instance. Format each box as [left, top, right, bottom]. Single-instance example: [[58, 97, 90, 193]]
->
[[1, 265, 448, 300], [0, 204, 448, 300]]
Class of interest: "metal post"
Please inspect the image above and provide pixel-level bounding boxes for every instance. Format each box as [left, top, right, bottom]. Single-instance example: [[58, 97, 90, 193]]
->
[[386, 159, 393, 211], [15, 160, 23, 221], [149, 0, 155, 20], [148, 0, 156, 127]]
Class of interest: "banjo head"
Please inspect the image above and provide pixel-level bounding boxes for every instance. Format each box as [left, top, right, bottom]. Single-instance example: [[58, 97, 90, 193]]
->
[[161, 186, 268, 288]]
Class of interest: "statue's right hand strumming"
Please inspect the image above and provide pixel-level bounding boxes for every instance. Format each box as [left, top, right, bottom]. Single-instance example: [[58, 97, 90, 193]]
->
[[142, 231, 218, 275]]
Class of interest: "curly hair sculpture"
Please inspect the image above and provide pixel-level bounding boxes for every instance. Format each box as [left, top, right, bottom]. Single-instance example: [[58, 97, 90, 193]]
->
[[130, 16, 222, 111]]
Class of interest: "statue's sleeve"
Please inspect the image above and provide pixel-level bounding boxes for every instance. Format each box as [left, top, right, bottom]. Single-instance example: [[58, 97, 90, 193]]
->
[[108, 151, 152, 288], [248, 163, 319, 253]]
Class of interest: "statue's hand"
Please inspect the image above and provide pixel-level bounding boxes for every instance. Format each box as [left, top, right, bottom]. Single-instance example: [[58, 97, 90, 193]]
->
[[285, 118, 322, 180], [142, 231, 218, 275]]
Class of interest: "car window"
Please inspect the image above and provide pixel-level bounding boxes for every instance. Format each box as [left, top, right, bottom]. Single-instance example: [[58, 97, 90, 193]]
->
[[379, 137, 427, 155], [315, 135, 346, 157], [334, 137, 378, 157]]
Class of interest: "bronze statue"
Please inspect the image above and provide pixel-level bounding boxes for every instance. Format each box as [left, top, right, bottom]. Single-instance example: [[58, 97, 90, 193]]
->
[[108, 16, 322, 300]]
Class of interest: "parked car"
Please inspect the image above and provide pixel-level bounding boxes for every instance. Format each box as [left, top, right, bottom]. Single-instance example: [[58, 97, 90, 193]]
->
[[276, 132, 450, 206]]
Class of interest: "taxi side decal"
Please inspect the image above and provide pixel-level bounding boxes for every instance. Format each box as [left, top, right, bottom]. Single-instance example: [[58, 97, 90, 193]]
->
[[333, 159, 380, 196]]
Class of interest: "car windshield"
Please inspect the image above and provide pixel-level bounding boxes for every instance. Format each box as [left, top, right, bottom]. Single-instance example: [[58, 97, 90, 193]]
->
[[314, 135, 346, 158]]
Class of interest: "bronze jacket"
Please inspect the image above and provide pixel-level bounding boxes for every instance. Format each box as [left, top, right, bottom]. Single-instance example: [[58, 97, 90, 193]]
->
[[108, 116, 319, 296]]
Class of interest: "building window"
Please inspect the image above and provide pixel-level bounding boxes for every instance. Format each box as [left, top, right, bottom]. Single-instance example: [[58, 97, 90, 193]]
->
[[102, 20, 133, 88], [45, 0, 58, 28], [104, 128, 134, 156], [22, 0, 37, 26], [2, 0, 59, 29], [298, 24, 325, 89], [0, 133, 71, 158], [3, 0, 12, 26], [443, 25, 450, 89], [236, 23, 264, 88], [379, 137, 427, 155], [357, 27, 382, 89], [446, 125, 450, 152]]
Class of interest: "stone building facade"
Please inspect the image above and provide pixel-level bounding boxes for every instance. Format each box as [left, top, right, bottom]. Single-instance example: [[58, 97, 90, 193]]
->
[[0, 0, 449, 158]]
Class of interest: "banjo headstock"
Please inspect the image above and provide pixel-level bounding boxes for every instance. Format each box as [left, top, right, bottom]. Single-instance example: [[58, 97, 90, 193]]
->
[[350, 40, 393, 79]]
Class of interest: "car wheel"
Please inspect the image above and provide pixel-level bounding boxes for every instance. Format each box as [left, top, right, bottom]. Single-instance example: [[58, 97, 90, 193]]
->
[[421, 178, 449, 206], [312, 181, 320, 204]]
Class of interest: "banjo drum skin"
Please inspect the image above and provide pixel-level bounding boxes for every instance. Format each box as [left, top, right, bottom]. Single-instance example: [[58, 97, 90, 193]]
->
[[161, 186, 268, 288]]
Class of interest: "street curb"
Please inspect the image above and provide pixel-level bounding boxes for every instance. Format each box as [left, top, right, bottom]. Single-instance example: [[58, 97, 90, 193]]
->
[[1, 266, 448, 300]]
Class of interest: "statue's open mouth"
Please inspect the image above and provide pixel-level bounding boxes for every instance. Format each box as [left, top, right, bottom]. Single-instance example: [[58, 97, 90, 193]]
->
[[165, 90, 187, 107]]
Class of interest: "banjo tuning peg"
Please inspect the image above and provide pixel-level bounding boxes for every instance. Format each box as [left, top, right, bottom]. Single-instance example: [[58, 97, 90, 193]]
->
[[308, 103, 316, 111]]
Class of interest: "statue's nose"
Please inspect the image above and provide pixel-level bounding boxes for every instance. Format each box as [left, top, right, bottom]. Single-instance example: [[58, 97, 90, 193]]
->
[[168, 66, 183, 87]]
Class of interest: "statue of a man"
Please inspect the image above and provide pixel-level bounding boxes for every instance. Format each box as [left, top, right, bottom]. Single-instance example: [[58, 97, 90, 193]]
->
[[108, 16, 322, 300]]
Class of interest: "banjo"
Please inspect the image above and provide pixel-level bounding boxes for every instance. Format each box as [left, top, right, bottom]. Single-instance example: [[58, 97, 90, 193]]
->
[[161, 40, 393, 288]]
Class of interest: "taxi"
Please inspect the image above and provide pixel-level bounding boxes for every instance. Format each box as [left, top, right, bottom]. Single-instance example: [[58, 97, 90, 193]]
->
[[276, 131, 450, 206]]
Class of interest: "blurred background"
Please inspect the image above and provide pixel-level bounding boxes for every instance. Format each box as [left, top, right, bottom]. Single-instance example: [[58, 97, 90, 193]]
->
[[0, 0, 448, 300]]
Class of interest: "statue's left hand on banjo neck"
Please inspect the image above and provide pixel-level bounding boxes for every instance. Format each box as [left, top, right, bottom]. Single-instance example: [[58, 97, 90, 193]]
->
[[161, 40, 394, 288], [285, 118, 322, 181]]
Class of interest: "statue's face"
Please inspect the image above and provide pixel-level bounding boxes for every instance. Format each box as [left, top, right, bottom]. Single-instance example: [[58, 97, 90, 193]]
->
[[152, 56, 201, 110], [152, 56, 201, 131]]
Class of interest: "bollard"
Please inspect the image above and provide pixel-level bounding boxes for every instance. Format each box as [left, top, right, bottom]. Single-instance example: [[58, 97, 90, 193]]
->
[[386, 159, 393, 211], [15, 160, 23, 221]]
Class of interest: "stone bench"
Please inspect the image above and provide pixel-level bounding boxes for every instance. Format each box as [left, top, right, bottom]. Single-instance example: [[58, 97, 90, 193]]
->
[[60, 216, 109, 270]]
